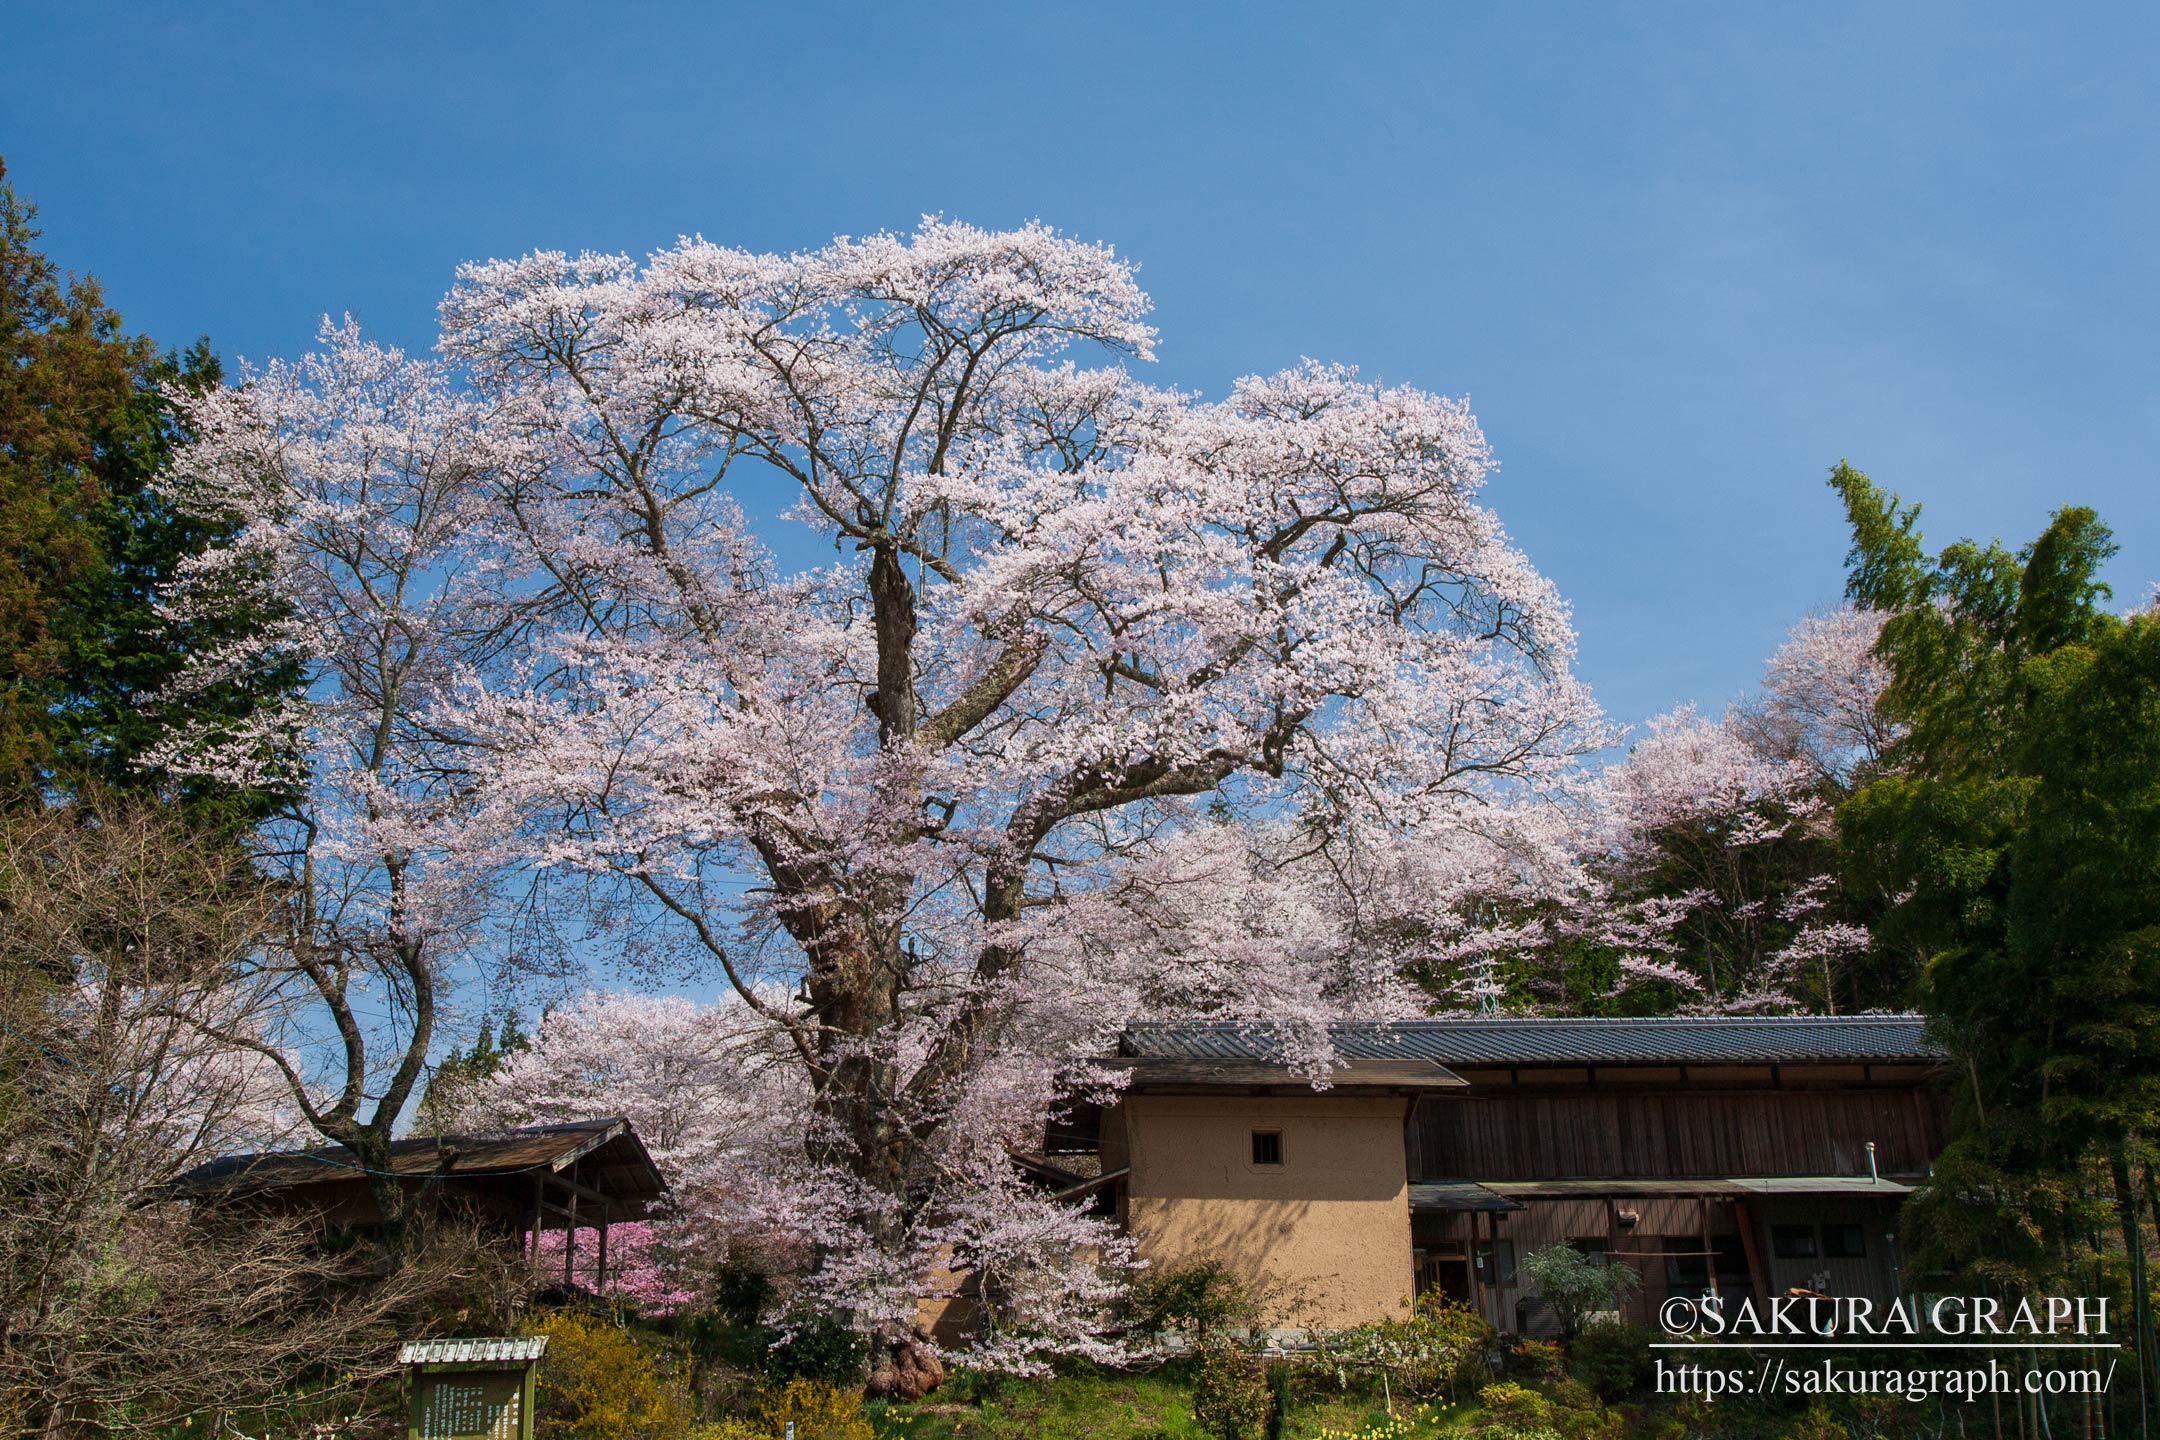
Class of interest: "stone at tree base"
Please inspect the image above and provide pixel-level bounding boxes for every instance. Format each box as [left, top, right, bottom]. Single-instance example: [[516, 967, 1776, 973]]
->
[[866, 1330, 945, 1400]]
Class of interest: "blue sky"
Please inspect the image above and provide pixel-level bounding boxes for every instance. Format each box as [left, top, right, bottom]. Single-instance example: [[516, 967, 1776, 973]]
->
[[6, 2, 2154, 730]]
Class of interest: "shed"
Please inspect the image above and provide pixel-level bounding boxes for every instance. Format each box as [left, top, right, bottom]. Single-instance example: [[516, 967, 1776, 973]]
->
[[166, 1117, 667, 1288]]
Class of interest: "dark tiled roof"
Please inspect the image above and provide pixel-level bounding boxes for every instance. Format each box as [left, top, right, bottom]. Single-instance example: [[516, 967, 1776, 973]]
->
[[1118, 1015, 1941, 1067], [166, 1117, 667, 1203], [1101, 1055, 1467, 1091]]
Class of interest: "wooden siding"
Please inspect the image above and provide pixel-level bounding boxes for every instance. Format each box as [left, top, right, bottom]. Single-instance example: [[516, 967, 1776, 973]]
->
[[1755, 1195, 1907, 1300], [1416, 1193, 1908, 1334], [1409, 1084, 1948, 1182]]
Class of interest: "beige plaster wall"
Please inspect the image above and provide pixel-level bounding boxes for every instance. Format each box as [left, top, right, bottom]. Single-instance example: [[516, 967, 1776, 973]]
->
[[914, 1247, 982, 1347], [1123, 1094, 1412, 1326]]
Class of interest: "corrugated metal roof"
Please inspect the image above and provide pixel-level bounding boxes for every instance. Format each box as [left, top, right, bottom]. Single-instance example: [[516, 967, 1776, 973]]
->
[[1470, 1176, 1917, 1199], [1722, 1176, 1918, 1197], [1119, 1015, 1940, 1066], [398, 1336, 549, 1365], [1410, 1181, 1524, 1213]]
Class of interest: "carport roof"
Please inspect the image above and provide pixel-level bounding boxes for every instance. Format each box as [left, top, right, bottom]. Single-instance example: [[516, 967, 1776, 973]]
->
[[1412, 1176, 1917, 1203], [1410, 1181, 1526, 1213]]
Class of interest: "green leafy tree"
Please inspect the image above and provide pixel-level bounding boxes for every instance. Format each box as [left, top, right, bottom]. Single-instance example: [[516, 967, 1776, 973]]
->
[[1831, 460, 2160, 1403], [1124, 1257, 1260, 1342], [0, 157, 292, 812], [1516, 1244, 1639, 1340]]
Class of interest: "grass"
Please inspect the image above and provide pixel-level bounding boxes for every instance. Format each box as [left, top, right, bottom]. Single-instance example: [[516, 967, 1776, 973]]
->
[[867, 1367, 1479, 1440], [871, 1368, 1194, 1440]]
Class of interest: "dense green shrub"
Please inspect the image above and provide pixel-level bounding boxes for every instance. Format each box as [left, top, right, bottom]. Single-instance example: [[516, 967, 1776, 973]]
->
[[683, 1316, 771, 1376], [1264, 1362, 1291, 1440], [712, 1253, 774, 1326], [1542, 1379, 1624, 1440], [1126, 1258, 1260, 1341], [1190, 1340, 1271, 1440], [1472, 1381, 1556, 1433], [762, 1311, 870, 1386], [684, 1304, 867, 1390], [1462, 1379, 1626, 1440], [1326, 1291, 1496, 1400], [1566, 1320, 1652, 1399], [1508, 1338, 1566, 1383]]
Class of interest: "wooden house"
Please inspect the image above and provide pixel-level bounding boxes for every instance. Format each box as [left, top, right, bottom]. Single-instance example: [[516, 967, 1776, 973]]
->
[[1067, 1015, 1947, 1332]]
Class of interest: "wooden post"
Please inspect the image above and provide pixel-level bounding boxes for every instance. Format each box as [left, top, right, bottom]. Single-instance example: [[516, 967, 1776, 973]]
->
[[563, 1183, 578, 1286], [596, 1200, 610, 1290], [1699, 1196, 1720, 1299], [1605, 1197, 1627, 1324], [1471, 1209, 1489, 1328], [1731, 1196, 1769, 1303], [528, 1176, 542, 1265]]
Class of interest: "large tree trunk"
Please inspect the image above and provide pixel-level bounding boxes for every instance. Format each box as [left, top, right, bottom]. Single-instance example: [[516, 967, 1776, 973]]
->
[[794, 911, 945, 1396]]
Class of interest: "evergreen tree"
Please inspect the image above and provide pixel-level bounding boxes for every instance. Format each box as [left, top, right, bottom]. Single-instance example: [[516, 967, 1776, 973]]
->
[[0, 157, 292, 812], [415, 1012, 532, 1132]]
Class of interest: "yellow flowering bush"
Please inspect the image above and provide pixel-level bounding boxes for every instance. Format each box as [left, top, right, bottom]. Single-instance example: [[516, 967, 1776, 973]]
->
[[691, 1423, 767, 1440], [528, 1312, 691, 1440], [751, 1377, 873, 1440]]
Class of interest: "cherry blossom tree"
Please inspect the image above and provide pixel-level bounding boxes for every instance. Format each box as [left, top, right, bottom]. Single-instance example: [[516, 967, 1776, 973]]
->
[[449, 988, 1146, 1371], [1735, 605, 1899, 787], [161, 220, 1608, 1376], [151, 322, 538, 1234], [444, 991, 802, 1314], [1584, 606, 1901, 1013]]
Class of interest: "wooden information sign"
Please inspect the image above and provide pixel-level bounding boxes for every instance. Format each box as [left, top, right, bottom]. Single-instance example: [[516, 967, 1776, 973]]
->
[[398, 1337, 548, 1440]]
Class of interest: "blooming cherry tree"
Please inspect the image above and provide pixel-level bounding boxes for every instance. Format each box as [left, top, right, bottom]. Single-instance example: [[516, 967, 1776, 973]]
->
[[449, 992, 801, 1314], [1587, 607, 1899, 1012], [1737, 606, 1900, 787], [162, 220, 1607, 1375], [152, 324, 528, 1231]]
